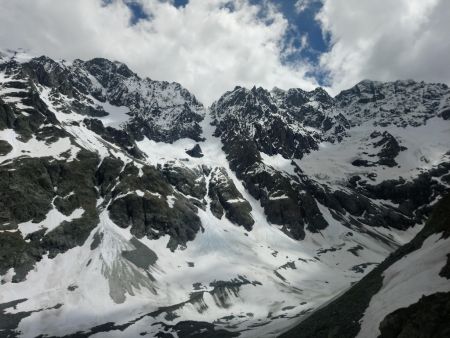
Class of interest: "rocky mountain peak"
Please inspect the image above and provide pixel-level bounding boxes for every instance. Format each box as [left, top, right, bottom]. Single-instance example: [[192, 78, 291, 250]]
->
[[335, 79, 450, 127], [0, 51, 206, 144], [82, 57, 136, 81], [0, 50, 449, 338]]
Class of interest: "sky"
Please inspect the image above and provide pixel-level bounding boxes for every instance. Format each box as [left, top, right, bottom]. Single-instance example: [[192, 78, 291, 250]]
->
[[0, 0, 449, 105]]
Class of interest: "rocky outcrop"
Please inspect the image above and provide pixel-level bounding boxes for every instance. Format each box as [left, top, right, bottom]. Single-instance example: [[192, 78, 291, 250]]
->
[[41, 150, 100, 257], [351, 130, 407, 168], [107, 163, 203, 251], [361, 162, 450, 218], [0, 90, 62, 143], [0, 157, 55, 226], [271, 87, 348, 139], [77, 57, 205, 143], [0, 140, 12, 155], [211, 86, 324, 160], [208, 167, 254, 230], [372, 131, 407, 167], [186, 144, 204, 158], [83, 118, 144, 159], [154, 320, 240, 338], [0, 231, 44, 283], [109, 192, 202, 251], [162, 162, 208, 201], [378, 292, 450, 338], [217, 132, 328, 239], [0, 149, 100, 279]]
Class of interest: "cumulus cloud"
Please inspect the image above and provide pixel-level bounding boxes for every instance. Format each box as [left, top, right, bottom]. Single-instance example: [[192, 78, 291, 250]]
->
[[1, 0, 448, 102], [318, 0, 450, 93], [0, 0, 318, 105]]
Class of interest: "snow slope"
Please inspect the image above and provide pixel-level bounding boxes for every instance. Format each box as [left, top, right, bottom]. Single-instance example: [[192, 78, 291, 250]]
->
[[357, 233, 450, 338]]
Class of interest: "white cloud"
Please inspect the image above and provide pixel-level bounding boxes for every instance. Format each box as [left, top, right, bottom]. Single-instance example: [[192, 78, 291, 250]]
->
[[0, 0, 318, 105], [318, 0, 450, 93], [1, 0, 447, 102], [295, 0, 318, 14]]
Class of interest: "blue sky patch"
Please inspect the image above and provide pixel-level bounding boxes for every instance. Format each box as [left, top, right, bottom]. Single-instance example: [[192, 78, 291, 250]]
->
[[173, 0, 189, 8], [122, 1, 150, 24], [274, 0, 330, 85]]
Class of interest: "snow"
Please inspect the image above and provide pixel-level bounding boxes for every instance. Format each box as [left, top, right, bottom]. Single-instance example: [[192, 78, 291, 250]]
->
[[38, 87, 133, 164], [357, 233, 450, 338], [136, 112, 231, 171], [0, 107, 411, 337], [1, 212, 161, 337], [0, 268, 15, 284], [0, 87, 27, 95], [148, 191, 163, 198], [0, 129, 79, 164], [260, 152, 297, 176], [137, 137, 195, 166], [269, 194, 289, 200], [90, 97, 130, 129], [226, 198, 246, 203], [18, 204, 85, 237], [296, 117, 450, 184], [166, 195, 176, 208]]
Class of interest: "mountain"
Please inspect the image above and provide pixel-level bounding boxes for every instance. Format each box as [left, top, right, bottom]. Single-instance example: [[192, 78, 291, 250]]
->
[[0, 50, 449, 337], [281, 193, 450, 338]]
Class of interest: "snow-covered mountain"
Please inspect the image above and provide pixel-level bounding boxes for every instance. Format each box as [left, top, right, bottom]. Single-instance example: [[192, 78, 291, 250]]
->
[[281, 194, 450, 338], [0, 50, 449, 338]]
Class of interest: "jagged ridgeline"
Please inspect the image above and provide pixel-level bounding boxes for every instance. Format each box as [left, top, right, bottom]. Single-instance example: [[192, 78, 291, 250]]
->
[[0, 50, 449, 337]]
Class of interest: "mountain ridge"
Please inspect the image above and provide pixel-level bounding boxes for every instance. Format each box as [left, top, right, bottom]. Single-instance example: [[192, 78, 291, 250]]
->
[[0, 50, 449, 338], [280, 193, 450, 338]]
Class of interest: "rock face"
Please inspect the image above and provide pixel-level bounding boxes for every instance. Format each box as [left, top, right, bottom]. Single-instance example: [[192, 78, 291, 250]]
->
[[211, 86, 328, 160], [0, 150, 101, 280], [208, 167, 254, 230], [0, 139, 12, 155], [378, 292, 450, 338], [335, 79, 450, 127], [162, 161, 207, 201], [372, 131, 407, 167], [210, 81, 450, 240], [106, 163, 203, 251], [2, 54, 205, 144], [0, 51, 449, 338], [186, 143, 204, 158]]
